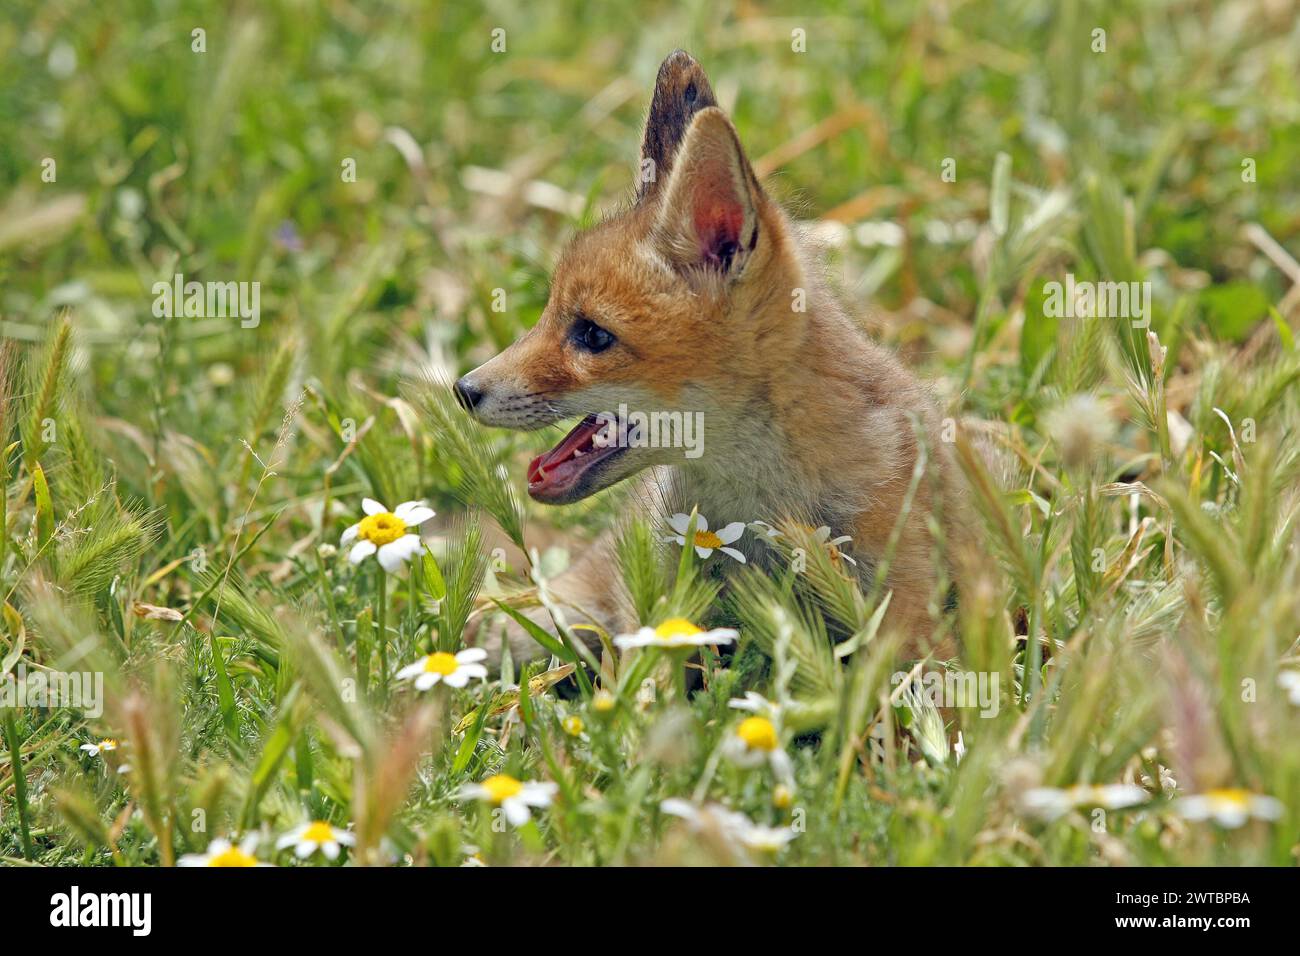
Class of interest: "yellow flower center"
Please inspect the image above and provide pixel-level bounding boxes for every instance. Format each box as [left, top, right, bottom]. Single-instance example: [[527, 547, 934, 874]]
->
[[1205, 788, 1250, 806], [423, 652, 459, 675], [592, 690, 616, 713], [693, 530, 723, 549], [480, 774, 524, 804], [358, 512, 407, 546], [737, 716, 779, 751], [562, 715, 584, 737], [654, 618, 703, 645], [301, 821, 335, 844], [100, 739, 118, 751], [208, 845, 259, 867]]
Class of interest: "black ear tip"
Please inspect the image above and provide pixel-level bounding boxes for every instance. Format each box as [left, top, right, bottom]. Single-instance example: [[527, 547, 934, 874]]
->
[[660, 50, 699, 72]]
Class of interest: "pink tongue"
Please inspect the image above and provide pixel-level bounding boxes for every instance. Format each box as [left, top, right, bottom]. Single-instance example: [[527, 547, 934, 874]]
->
[[527, 415, 604, 490]]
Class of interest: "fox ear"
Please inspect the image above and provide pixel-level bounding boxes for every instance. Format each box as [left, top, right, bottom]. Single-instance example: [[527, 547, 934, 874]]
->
[[638, 50, 718, 201], [652, 107, 761, 278]]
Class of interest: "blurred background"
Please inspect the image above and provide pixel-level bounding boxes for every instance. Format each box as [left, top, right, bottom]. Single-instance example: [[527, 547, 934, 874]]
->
[[4, 0, 1298, 412]]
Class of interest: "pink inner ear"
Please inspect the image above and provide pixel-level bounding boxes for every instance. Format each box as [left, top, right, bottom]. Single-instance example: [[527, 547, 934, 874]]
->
[[692, 185, 743, 266], [691, 152, 743, 269]]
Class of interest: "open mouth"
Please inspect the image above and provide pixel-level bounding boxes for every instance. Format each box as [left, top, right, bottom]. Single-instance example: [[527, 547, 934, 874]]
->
[[527, 414, 626, 503]]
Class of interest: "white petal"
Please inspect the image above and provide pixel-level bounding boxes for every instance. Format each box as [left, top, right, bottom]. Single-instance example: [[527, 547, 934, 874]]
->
[[458, 663, 487, 681], [443, 670, 470, 688], [376, 542, 410, 572], [503, 798, 531, 827], [694, 545, 713, 559], [340, 523, 360, 545], [322, 841, 341, 861], [334, 831, 356, 846], [660, 798, 696, 820], [362, 498, 387, 516], [719, 547, 747, 563], [522, 782, 558, 805], [615, 628, 657, 649], [295, 841, 316, 859], [395, 503, 435, 526], [456, 647, 488, 664], [398, 534, 426, 557], [716, 522, 746, 545], [414, 672, 440, 691], [667, 513, 692, 534], [348, 540, 377, 564], [1252, 796, 1284, 820], [1215, 808, 1249, 828], [395, 661, 425, 680]]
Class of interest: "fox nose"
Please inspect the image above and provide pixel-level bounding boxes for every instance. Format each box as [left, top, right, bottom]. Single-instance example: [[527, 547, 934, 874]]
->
[[453, 377, 483, 412]]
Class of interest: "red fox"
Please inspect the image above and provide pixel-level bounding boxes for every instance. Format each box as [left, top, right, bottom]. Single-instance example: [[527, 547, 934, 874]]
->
[[455, 51, 969, 664]]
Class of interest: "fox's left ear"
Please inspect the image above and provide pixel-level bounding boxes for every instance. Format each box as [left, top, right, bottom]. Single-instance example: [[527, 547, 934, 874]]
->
[[651, 107, 763, 279], [638, 50, 718, 201]]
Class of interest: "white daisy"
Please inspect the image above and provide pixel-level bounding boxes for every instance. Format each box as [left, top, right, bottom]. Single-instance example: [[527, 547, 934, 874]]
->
[[79, 738, 120, 758], [614, 617, 739, 651], [340, 498, 435, 572], [458, 774, 558, 827], [748, 520, 783, 542], [660, 800, 797, 855], [661, 798, 751, 834], [732, 819, 800, 853], [1020, 783, 1149, 821], [395, 647, 488, 690], [178, 835, 271, 867], [665, 513, 746, 562], [275, 821, 355, 861], [1279, 671, 1300, 706], [806, 525, 857, 568], [721, 714, 794, 783], [1174, 788, 1284, 828], [782, 523, 857, 568]]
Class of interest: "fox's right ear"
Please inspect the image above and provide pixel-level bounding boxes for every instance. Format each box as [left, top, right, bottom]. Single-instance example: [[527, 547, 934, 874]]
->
[[637, 50, 718, 201], [651, 107, 762, 280]]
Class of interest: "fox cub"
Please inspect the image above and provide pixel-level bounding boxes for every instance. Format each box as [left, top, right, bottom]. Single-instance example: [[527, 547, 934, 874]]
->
[[455, 51, 969, 663]]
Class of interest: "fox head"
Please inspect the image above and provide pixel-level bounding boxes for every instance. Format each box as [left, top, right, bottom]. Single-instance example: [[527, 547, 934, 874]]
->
[[456, 51, 803, 504]]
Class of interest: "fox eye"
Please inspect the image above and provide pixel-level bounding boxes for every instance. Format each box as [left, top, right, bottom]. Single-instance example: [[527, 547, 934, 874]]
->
[[571, 316, 615, 354]]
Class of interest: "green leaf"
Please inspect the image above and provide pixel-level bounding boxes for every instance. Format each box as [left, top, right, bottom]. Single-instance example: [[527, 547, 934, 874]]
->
[[32, 463, 53, 553]]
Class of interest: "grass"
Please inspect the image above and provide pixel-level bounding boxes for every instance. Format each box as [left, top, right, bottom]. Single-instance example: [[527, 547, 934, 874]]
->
[[1, 0, 1299, 866]]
